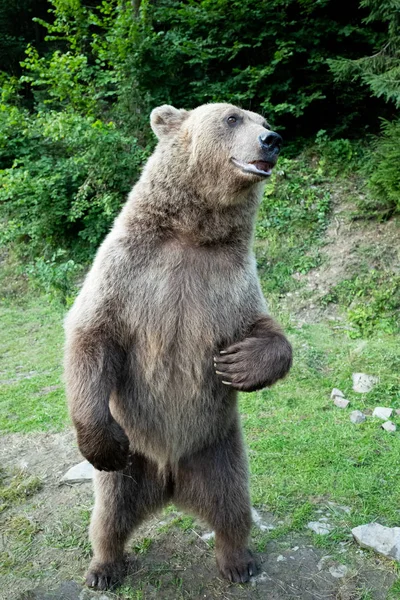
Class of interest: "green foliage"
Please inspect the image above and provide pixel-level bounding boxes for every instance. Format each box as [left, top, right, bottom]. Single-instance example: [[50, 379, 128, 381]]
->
[[130, 0, 383, 134], [329, 0, 400, 108], [0, 102, 147, 266], [0, 0, 152, 299], [322, 270, 400, 337], [328, 1, 400, 215], [0, 0, 397, 301], [255, 156, 330, 297], [365, 118, 400, 215], [314, 130, 366, 176]]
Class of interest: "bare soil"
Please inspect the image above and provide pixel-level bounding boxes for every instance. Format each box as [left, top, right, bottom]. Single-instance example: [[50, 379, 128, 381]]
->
[[282, 183, 400, 325]]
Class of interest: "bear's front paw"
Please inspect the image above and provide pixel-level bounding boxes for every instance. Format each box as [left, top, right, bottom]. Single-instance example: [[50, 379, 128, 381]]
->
[[214, 334, 292, 392], [76, 419, 130, 472]]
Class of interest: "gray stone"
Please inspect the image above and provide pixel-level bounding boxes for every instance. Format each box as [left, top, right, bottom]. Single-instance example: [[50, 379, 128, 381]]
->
[[331, 388, 345, 399], [329, 564, 348, 578], [61, 460, 94, 483], [382, 421, 396, 432], [350, 410, 366, 424], [373, 407, 393, 420], [352, 523, 400, 561], [276, 555, 286, 562], [307, 521, 333, 535], [396, 409, 400, 416], [251, 507, 276, 531], [352, 373, 379, 393], [334, 397, 350, 409]]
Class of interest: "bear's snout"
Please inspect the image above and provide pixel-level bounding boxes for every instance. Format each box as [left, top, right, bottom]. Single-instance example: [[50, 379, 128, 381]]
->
[[258, 131, 282, 155]]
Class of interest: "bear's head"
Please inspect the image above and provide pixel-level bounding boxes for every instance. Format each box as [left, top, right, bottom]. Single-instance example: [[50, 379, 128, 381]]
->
[[150, 103, 282, 192]]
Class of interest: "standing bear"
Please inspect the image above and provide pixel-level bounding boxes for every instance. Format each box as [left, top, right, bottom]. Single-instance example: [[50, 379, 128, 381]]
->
[[64, 103, 292, 590]]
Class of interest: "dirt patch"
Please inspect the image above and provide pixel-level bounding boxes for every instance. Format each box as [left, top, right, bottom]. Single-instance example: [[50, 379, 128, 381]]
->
[[0, 432, 397, 600], [282, 183, 400, 325]]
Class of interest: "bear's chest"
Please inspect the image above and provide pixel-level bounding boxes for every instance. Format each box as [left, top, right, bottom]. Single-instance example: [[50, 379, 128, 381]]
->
[[124, 241, 262, 351]]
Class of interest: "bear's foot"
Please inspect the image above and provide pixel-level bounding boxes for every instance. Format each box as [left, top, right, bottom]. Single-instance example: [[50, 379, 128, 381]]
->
[[216, 548, 258, 583], [85, 558, 126, 590]]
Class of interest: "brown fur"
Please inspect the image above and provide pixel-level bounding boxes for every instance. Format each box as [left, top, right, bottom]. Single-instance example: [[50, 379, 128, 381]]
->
[[64, 103, 292, 590]]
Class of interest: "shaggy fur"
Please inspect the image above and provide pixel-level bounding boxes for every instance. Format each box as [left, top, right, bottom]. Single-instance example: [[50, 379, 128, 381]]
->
[[64, 103, 292, 590]]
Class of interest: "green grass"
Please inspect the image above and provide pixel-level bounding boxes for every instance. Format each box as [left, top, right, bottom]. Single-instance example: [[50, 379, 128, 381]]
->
[[2, 293, 399, 533], [242, 323, 400, 528], [0, 468, 42, 511], [0, 297, 67, 432]]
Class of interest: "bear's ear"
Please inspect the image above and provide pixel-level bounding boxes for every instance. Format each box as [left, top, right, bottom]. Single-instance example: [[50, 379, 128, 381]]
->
[[150, 105, 189, 139]]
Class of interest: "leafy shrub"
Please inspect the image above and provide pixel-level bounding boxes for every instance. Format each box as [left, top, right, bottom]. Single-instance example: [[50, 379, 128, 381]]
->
[[314, 130, 366, 177], [255, 156, 330, 296], [0, 106, 148, 263], [366, 118, 400, 216], [322, 271, 400, 337]]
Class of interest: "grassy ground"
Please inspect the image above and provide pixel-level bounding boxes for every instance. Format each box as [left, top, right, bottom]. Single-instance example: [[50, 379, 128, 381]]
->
[[1, 151, 400, 598], [0, 299, 67, 432]]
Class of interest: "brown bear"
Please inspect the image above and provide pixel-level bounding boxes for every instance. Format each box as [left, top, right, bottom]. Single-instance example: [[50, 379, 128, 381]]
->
[[64, 103, 292, 590]]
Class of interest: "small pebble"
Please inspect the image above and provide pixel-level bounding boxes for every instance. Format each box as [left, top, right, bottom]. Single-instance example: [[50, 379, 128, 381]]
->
[[373, 407, 393, 420], [276, 555, 286, 562], [350, 410, 366, 424], [331, 388, 344, 399], [352, 373, 378, 393], [334, 397, 350, 409], [329, 564, 348, 578], [307, 521, 333, 535], [382, 421, 396, 432]]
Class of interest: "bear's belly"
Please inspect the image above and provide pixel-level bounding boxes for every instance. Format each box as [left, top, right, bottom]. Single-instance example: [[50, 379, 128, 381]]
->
[[113, 245, 261, 463]]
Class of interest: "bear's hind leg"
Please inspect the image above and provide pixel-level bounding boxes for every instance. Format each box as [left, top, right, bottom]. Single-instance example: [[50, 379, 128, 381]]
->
[[174, 421, 257, 583], [86, 452, 171, 590]]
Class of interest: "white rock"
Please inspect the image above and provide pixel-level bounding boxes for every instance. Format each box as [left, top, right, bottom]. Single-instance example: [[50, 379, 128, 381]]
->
[[251, 507, 275, 531], [350, 410, 366, 424], [382, 421, 396, 432], [201, 531, 215, 541], [373, 407, 393, 420], [352, 373, 379, 393], [307, 521, 333, 535], [329, 564, 348, 578], [276, 555, 286, 562], [61, 460, 94, 483], [396, 409, 400, 416], [291, 546, 299, 551], [331, 388, 345, 399], [352, 523, 400, 561], [334, 397, 350, 409]]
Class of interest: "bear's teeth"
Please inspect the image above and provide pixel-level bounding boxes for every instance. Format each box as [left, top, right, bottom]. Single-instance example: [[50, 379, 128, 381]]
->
[[231, 158, 272, 177]]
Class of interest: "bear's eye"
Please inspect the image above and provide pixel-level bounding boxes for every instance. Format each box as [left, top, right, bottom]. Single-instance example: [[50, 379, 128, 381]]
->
[[226, 115, 238, 126]]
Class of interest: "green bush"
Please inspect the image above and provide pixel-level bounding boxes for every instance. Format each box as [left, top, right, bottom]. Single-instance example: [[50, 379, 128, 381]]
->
[[0, 105, 147, 263], [322, 271, 400, 337], [366, 118, 400, 216], [255, 156, 331, 296]]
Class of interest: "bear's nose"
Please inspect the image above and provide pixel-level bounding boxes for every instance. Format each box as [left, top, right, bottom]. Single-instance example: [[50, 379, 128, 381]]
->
[[259, 131, 283, 152]]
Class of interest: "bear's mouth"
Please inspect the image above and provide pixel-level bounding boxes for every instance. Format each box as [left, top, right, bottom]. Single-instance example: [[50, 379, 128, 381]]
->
[[231, 158, 274, 177]]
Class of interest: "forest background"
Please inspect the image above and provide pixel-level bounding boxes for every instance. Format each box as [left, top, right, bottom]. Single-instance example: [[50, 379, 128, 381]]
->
[[0, 0, 399, 298]]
